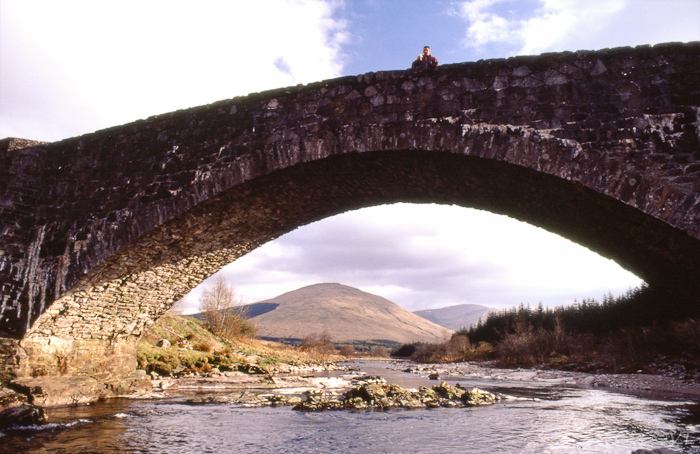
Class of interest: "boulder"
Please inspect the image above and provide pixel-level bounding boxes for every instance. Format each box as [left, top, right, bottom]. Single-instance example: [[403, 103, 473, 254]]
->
[[433, 381, 464, 400], [463, 387, 498, 405], [156, 339, 171, 348], [0, 387, 28, 410], [0, 404, 46, 427], [238, 363, 267, 375], [103, 371, 153, 397], [293, 381, 501, 411]]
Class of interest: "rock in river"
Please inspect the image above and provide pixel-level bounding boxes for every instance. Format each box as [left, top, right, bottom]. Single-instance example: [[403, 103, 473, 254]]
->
[[293, 379, 501, 411]]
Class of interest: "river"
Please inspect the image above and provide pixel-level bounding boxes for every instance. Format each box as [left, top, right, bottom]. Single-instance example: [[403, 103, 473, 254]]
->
[[3, 360, 700, 453]]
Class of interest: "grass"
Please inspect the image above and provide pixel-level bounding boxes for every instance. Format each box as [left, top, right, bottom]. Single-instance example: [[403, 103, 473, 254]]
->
[[137, 313, 340, 376]]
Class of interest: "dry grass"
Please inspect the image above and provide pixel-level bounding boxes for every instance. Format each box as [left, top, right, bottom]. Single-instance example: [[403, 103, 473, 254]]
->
[[194, 341, 213, 353], [137, 313, 339, 376]]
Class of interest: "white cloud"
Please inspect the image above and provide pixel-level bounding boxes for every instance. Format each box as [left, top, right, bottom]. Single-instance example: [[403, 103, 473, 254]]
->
[[178, 204, 643, 313], [456, 0, 521, 47], [455, 0, 699, 57], [457, 0, 626, 54], [517, 0, 625, 55], [0, 0, 348, 141]]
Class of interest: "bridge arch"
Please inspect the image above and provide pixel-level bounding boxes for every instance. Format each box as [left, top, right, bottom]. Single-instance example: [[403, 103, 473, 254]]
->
[[1, 43, 699, 379]]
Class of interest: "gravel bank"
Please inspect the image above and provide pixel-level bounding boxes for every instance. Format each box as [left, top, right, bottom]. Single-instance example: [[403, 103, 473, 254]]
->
[[398, 361, 700, 397]]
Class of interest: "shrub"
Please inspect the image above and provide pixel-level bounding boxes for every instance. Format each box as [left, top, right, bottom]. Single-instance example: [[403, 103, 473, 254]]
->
[[370, 346, 389, 358], [339, 344, 356, 357], [470, 341, 495, 360], [411, 343, 448, 363], [300, 331, 336, 356], [446, 335, 471, 357], [392, 342, 424, 358], [150, 361, 173, 376], [194, 341, 213, 353]]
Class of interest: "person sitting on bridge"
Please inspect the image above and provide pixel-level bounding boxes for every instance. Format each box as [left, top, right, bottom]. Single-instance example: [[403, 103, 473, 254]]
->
[[411, 46, 438, 70]]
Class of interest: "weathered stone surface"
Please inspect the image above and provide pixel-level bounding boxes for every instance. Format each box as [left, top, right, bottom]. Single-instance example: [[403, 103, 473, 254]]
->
[[0, 43, 699, 380], [16, 335, 138, 379], [9, 371, 151, 407], [103, 370, 152, 397], [0, 137, 46, 153], [10, 376, 106, 407]]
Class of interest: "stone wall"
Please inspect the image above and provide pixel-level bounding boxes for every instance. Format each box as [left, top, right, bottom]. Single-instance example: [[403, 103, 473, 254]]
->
[[0, 42, 699, 378]]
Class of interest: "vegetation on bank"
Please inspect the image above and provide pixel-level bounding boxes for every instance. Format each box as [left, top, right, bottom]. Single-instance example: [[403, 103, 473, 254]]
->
[[139, 314, 394, 376], [137, 313, 338, 377], [393, 285, 700, 377], [138, 277, 320, 377]]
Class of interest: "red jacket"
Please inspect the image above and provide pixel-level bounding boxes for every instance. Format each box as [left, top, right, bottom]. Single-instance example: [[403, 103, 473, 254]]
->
[[412, 54, 438, 69]]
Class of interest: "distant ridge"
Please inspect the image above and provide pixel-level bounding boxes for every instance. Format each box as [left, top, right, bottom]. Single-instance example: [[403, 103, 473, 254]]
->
[[414, 304, 494, 331], [243, 283, 451, 344], [241, 302, 279, 318]]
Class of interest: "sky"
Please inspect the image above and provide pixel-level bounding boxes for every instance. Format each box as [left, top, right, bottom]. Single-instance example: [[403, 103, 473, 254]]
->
[[1, 0, 698, 313]]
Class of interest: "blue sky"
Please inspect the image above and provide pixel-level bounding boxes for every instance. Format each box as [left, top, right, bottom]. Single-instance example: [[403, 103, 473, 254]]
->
[[1, 0, 698, 313]]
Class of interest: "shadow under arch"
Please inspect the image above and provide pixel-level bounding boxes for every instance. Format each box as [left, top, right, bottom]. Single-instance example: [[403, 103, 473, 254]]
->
[[20, 149, 700, 378]]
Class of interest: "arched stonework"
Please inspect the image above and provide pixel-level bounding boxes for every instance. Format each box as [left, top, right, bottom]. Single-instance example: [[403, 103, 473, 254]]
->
[[1, 43, 699, 378]]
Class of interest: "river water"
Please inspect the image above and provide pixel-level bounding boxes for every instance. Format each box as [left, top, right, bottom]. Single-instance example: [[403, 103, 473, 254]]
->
[[3, 360, 700, 453]]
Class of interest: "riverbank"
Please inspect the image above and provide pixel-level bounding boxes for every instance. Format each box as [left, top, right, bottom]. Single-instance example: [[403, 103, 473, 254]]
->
[[6, 363, 696, 454], [138, 358, 700, 404], [133, 313, 700, 399], [5, 304, 700, 429]]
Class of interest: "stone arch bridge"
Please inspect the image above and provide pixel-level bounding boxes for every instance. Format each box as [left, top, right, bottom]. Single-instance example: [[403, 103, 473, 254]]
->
[[1, 43, 699, 381]]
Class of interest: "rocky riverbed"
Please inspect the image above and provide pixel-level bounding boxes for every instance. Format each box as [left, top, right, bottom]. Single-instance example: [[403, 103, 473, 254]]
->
[[180, 374, 505, 411], [399, 360, 700, 396], [4, 358, 700, 431]]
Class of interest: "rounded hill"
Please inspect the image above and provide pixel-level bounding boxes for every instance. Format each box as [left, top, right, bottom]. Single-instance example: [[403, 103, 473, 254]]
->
[[247, 283, 451, 344]]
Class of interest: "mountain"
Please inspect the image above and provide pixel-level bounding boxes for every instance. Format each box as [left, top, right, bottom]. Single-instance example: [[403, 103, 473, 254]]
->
[[413, 304, 494, 331], [242, 283, 452, 344]]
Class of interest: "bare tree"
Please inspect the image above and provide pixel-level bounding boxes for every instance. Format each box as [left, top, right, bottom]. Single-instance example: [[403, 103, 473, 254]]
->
[[200, 276, 257, 340]]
